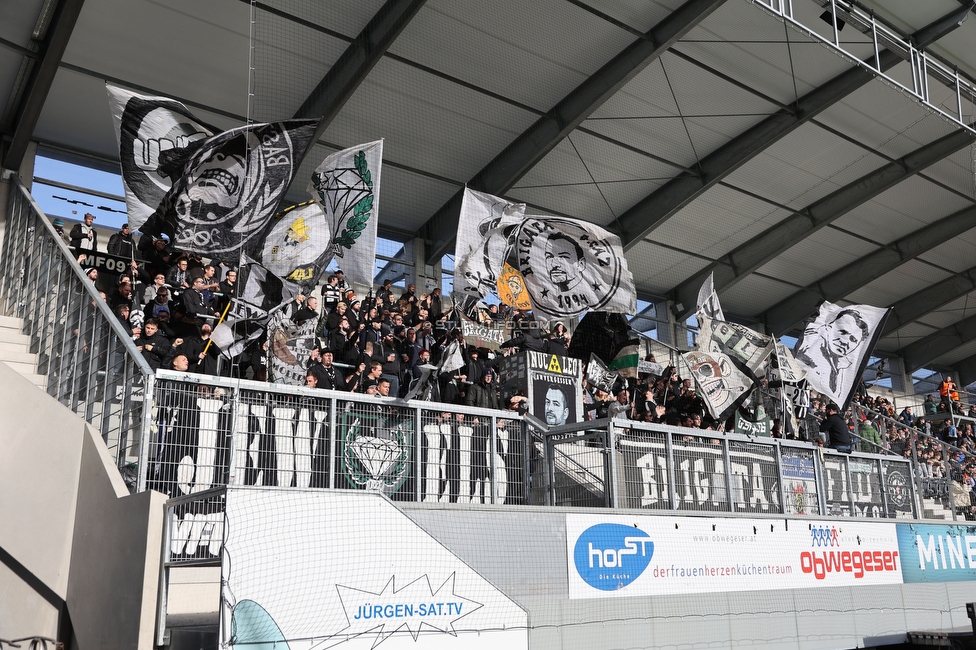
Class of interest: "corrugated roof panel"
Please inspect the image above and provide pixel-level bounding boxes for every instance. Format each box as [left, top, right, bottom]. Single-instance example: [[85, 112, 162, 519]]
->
[[513, 138, 595, 189], [683, 0, 793, 43], [590, 59, 681, 120], [917, 236, 976, 273], [325, 57, 538, 182], [600, 179, 670, 220], [784, 39, 877, 97], [923, 148, 976, 200], [916, 292, 976, 329], [674, 41, 795, 106], [757, 227, 880, 287], [582, 115, 699, 170], [831, 175, 975, 244], [626, 240, 711, 295], [931, 339, 976, 368], [720, 273, 798, 315], [584, 0, 679, 32], [0, 0, 45, 48], [817, 82, 957, 160], [648, 183, 789, 258], [390, 0, 636, 112], [255, 0, 383, 36], [846, 259, 953, 305], [724, 121, 886, 208], [683, 114, 777, 162], [878, 321, 936, 352], [661, 50, 782, 119], [566, 129, 684, 183], [507, 184, 615, 226]]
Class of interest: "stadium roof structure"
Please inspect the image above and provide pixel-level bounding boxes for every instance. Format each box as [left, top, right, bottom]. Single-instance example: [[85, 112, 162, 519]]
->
[[3, 0, 976, 375]]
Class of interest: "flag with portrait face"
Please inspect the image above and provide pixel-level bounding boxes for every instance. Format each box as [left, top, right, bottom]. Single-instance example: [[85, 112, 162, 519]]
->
[[793, 301, 889, 410], [307, 140, 383, 293], [142, 119, 317, 255], [106, 83, 216, 232]]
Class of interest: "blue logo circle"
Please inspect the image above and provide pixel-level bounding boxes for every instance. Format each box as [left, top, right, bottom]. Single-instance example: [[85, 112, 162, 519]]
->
[[573, 523, 654, 591]]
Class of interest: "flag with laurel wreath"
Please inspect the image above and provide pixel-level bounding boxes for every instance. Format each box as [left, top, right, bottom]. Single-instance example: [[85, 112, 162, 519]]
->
[[306, 140, 383, 293]]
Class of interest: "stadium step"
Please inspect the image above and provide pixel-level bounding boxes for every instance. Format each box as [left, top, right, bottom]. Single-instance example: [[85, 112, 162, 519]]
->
[[0, 315, 45, 388]]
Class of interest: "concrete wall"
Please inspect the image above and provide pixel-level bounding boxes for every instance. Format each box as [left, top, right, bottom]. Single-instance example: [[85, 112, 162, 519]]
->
[[0, 361, 164, 649], [402, 503, 976, 650]]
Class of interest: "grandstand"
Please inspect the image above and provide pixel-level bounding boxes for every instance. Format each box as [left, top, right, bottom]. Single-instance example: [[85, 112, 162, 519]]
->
[[4, 0, 976, 649]]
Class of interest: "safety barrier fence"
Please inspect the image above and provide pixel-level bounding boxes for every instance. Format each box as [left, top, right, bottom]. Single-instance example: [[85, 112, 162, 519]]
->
[[544, 418, 918, 519], [1, 178, 154, 474]]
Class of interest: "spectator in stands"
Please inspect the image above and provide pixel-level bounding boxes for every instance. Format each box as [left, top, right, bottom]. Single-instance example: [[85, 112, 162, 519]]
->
[[175, 323, 217, 374], [107, 223, 135, 258], [898, 406, 915, 428], [859, 414, 882, 453], [135, 318, 173, 370], [924, 394, 938, 415], [166, 256, 191, 292], [608, 389, 631, 420], [940, 376, 959, 410], [307, 348, 345, 391], [182, 276, 216, 324], [360, 361, 383, 394], [465, 368, 499, 410], [69, 213, 97, 258], [322, 274, 341, 311], [375, 377, 392, 397], [820, 403, 852, 452]]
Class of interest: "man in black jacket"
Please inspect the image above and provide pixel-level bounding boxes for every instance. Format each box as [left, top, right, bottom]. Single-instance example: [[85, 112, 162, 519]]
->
[[820, 403, 852, 452], [107, 223, 135, 258]]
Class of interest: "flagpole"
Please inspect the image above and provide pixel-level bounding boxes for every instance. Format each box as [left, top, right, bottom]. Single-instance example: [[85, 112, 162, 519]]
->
[[202, 300, 234, 356]]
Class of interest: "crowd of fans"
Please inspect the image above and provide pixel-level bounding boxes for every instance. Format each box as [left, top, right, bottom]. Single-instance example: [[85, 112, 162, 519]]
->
[[61, 216, 976, 514]]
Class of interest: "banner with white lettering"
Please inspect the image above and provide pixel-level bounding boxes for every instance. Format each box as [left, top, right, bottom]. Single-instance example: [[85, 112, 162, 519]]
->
[[567, 513, 902, 599], [896, 523, 976, 583], [220, 489, 528, 649]]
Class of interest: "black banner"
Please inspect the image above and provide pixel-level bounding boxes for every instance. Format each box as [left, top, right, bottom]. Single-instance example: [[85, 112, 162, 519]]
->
[[80, 250, 133, 275]]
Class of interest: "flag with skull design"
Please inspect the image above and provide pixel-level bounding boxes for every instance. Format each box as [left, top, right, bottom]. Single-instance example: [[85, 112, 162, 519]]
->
[[106, 83, 217, 232], [141, 119, 318, 255], [681, 350, 753, 422]]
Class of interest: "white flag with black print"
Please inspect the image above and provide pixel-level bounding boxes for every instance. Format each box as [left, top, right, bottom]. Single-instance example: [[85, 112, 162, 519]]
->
[[793, 300, 890, 410], [452, 188, 525, 315], [141, 119, 318, 255], [681, 350, 753, 422], [106, 83, 216, 232], [255, 201, 332, 289], [696, 271, 725, 322], [210, 259, 302, 359], [307, 140, 383, 292], [696, 315, 773, 381], [514, 215, 636, 319]]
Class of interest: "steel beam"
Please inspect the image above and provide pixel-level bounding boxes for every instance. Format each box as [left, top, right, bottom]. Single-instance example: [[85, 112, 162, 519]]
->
[[293, 0, 428, 144], [672, 128, 976, 320], [902, 313, 976, 372], [763, 203, 976, 335], [881, 267, 976, 337], [3, 0, 86, 170], [420, 0, 730, 264], [612, 7, 974, 251]]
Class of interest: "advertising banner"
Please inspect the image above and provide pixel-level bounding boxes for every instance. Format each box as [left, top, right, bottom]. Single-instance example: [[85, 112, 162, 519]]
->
[[896, 523, 976, 583], [221, 489, 527, 649], [566, 513, 902, 599]]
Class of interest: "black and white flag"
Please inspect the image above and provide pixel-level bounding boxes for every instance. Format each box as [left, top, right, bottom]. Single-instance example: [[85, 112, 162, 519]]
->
[[681, 350, 752, 422], [794, 300, 889, 410], [586, 353, 619, 394], [142, 119, 317, 255], [267, 310, 319, 386], [453, 188, 524, 316], [696, 271, 725, 321], [696, 315, 773, 381], [306, 140, 383, 292], [106, 84, 216, 232], [210, 260, 301, 359], [254, 202, 331, 289], [452, 189, 636, 319]]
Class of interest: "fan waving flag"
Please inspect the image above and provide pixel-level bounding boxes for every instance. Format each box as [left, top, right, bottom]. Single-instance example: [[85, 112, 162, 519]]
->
[[106, 83, 216, 232], [307, 140, 383, 292], [682, 350, 752, 422], [794, 301, 890, 410], [142, 119, 318, 255], [210, 259, 302, 360]]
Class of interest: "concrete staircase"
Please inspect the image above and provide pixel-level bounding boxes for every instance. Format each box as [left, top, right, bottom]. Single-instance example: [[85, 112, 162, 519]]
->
[[0, 314, 46, 389]]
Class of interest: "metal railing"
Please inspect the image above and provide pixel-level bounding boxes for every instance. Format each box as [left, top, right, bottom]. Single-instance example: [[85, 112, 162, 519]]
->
[[754, 0, 976, 138], [1, 177, 154, 474], [145, 370, 538, 503], [543, 418, 918, 519]]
